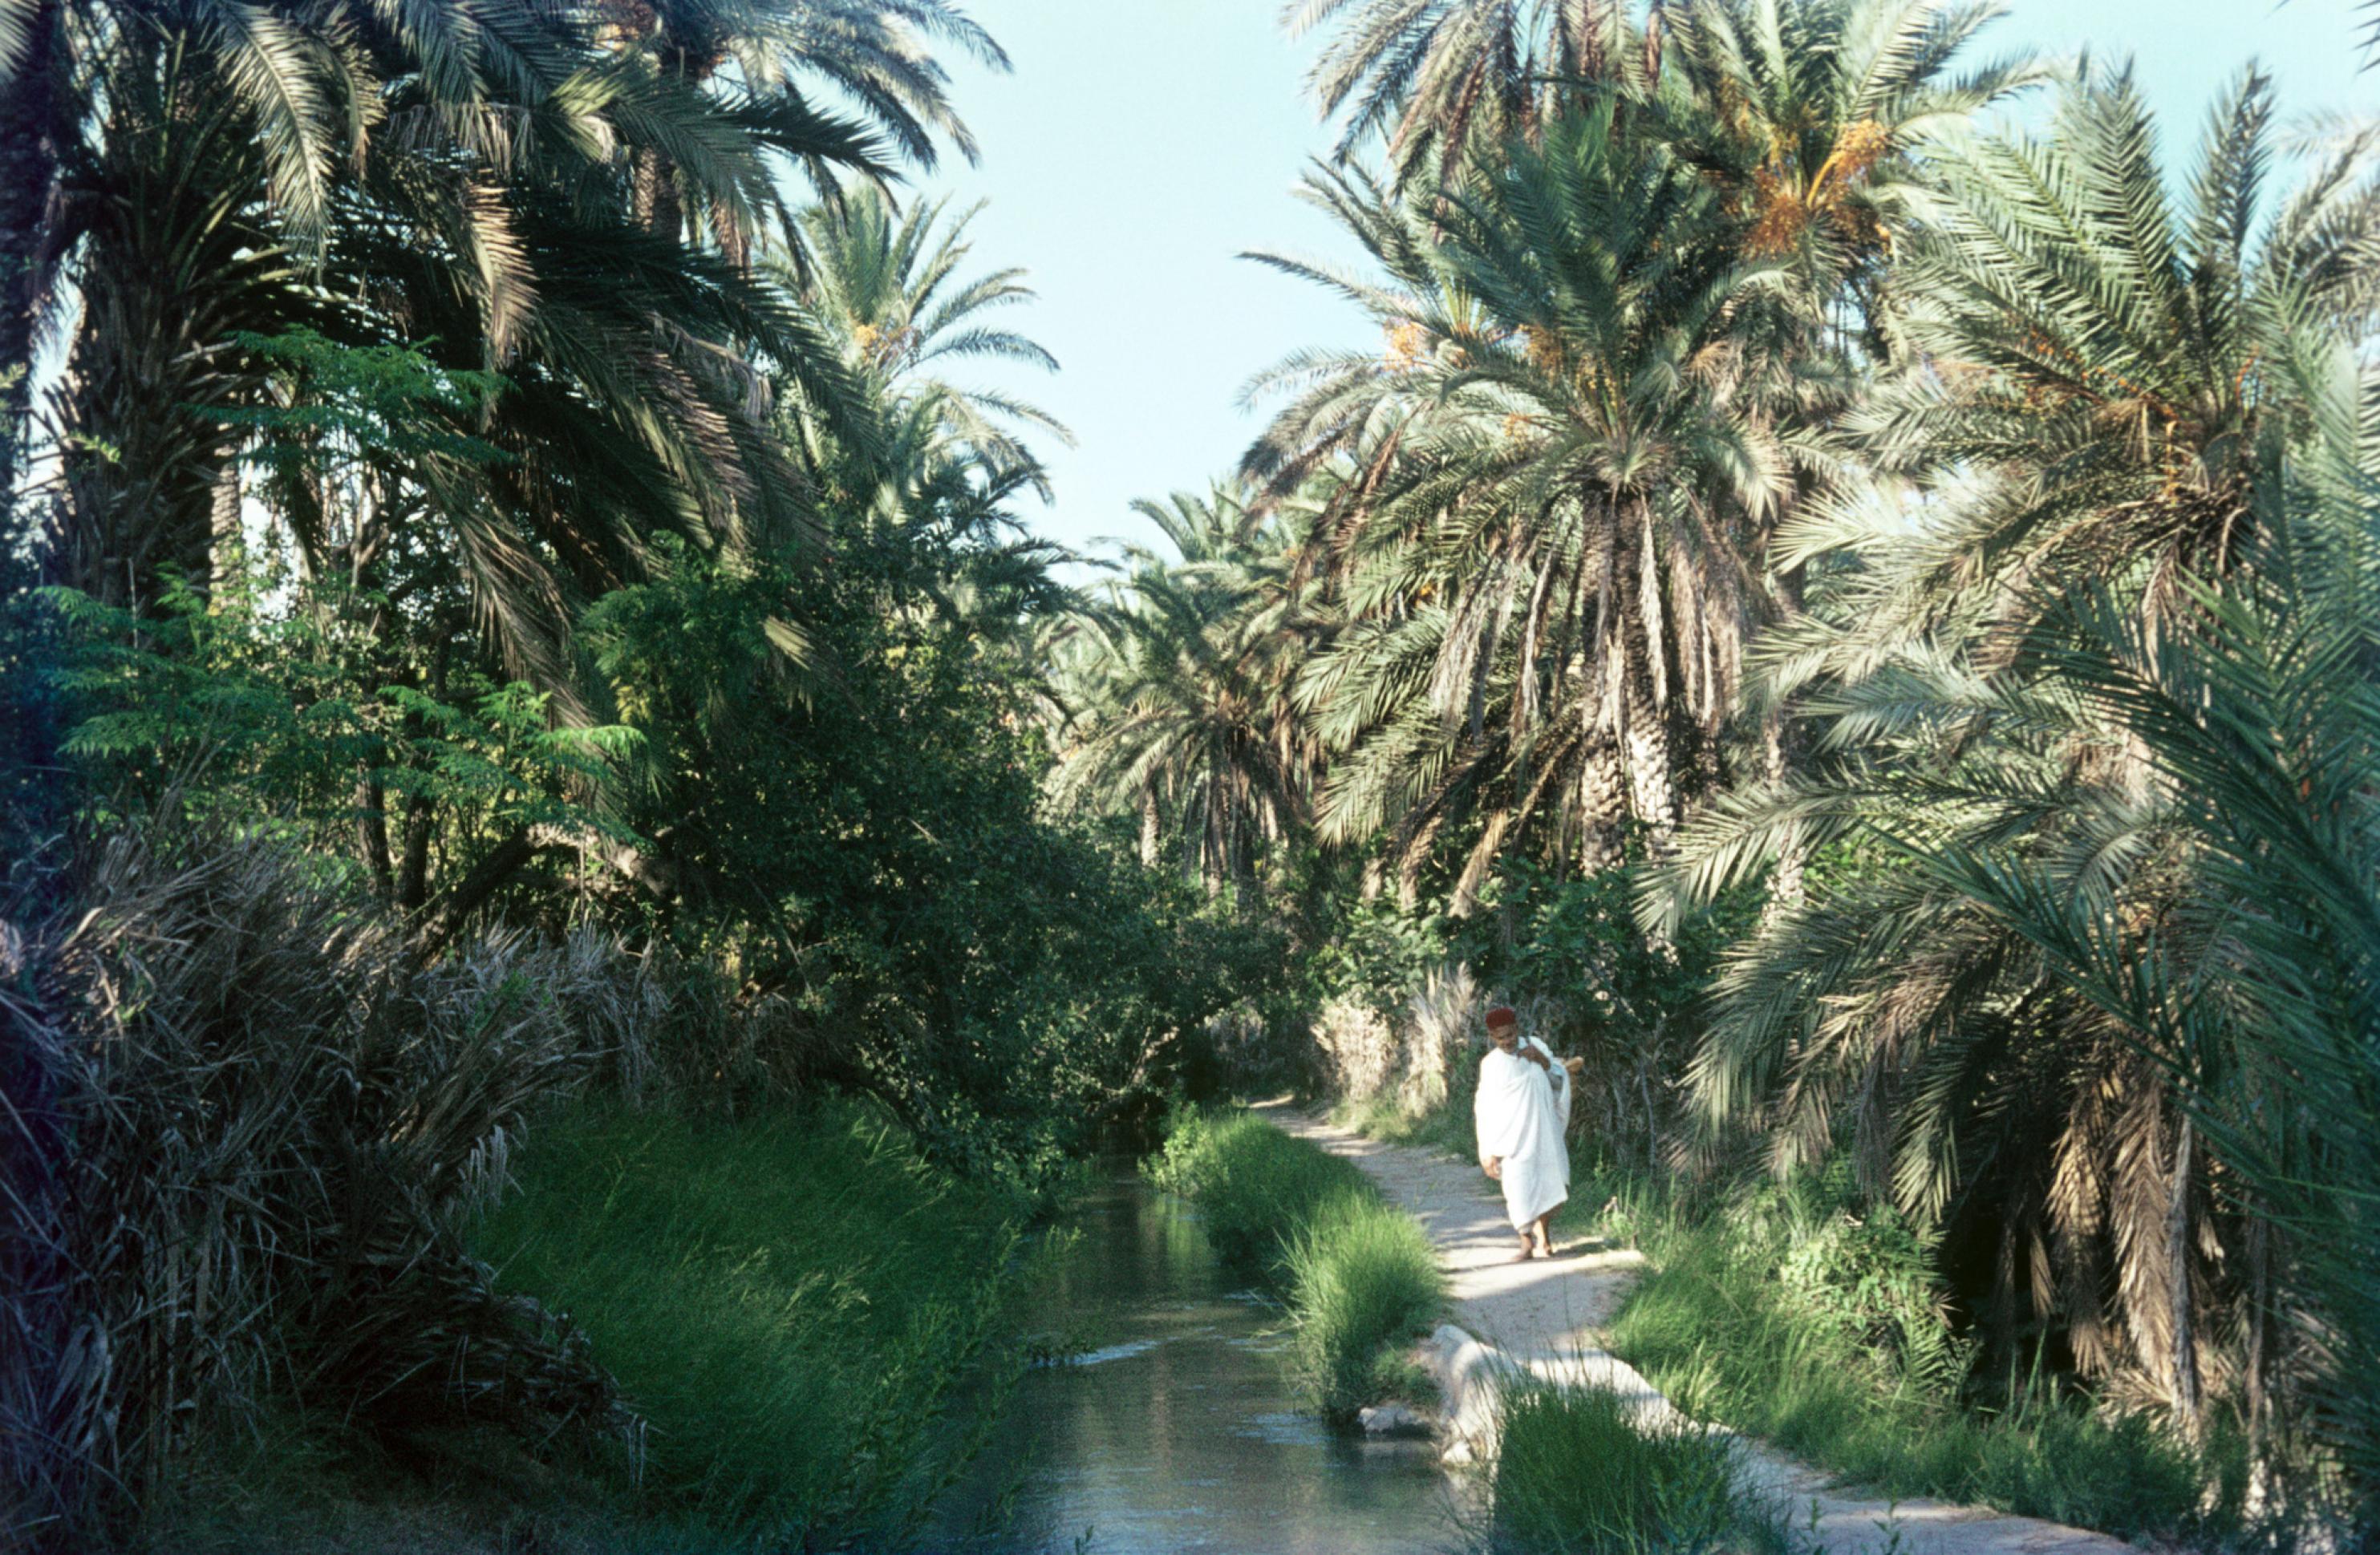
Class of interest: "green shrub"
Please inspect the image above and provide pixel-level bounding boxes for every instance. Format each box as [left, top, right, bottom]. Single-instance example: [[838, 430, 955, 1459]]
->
[[471, 1100, 1029, 1545], [1485, 1381, 1783, 1555], [1150, 1106, 1446, 1418]]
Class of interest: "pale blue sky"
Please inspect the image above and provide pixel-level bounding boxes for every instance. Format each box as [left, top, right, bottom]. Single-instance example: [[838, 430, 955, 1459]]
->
[[913, 0, 2378, 568]]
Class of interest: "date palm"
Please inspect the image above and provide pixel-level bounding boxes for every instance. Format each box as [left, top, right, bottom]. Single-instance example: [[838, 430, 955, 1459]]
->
[[1648, 71, 2380, 1474], [1283, 0, 1645, 187], [1048, 484, 1316, 888], [788, 184, 1069, 497], [1657, 0, 2041, 295], [32, 1, 997, 686], [1250, 103, 1815, 899], [1835, 64, 2380, 650]]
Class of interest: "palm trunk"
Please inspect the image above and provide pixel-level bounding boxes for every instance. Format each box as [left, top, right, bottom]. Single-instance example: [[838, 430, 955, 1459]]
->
[[1579, 732, 1627, 872], [56, 100, 276, 609], [1761, 562, 1809, 920], [396, 792, 435, 910], [0, 0, 60, 524], [1622, 658, 1678, 854], [2167, 1116, 2204, 1438], [1761, 711, 1806, 924], [1612, 506, 1679, 855]]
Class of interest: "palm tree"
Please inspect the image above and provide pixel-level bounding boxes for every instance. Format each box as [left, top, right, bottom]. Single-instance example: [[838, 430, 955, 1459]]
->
[[1657, 0, 2041, 295], [33, 2, 1002, 666], [1646, 71, 2380, 1476], [1836, 64, 2380, 646], [788, 184, 1070, 496], [0, 0, 61, 519], [1248, 102, 1814, 900], [770, 184, 1075, 657], [591, 0, 1008, 265], [1283, 0, 1647, 187], [1048, 484, 1315, 888]]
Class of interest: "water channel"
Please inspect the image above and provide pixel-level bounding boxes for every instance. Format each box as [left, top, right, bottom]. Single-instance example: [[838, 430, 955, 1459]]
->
[[931, 1172, 1464, 1555]]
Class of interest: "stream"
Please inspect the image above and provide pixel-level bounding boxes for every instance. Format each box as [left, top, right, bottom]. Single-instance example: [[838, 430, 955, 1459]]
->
[[930, 1172, 1462, 1554]]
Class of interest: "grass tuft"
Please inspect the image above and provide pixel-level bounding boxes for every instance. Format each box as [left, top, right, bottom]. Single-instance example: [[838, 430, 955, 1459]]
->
[[1283, 1195, 1445, 1418], [1150, 1105, 1445, 1419], [1483, 1380, 1786, 1555]]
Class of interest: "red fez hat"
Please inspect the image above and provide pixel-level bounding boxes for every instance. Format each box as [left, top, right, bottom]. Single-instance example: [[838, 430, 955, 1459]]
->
[[1485, 1006, 1518, 1029]]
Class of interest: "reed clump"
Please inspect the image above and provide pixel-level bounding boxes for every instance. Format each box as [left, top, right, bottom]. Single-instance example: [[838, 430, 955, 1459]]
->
[[1, 833, 645, 1547], [1482, 1380, 1784, 1555]]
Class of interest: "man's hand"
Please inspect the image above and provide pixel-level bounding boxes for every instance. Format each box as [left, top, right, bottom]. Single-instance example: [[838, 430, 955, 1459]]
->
[[1520, 1044, 1551, 1069], [1482, 1156, 1502, 1180]]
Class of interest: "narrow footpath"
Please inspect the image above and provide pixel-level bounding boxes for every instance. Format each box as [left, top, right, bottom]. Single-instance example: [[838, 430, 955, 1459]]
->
[[1255, 1103, 2142, 1555]]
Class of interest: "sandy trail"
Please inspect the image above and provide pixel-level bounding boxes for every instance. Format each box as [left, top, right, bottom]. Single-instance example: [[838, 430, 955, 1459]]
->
[[1255, 1102, 2141, 1555]]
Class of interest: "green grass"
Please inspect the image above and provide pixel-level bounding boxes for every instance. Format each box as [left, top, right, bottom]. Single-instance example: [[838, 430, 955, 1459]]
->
[[1599, 1182, 2238, 1545], [1282, 1194, 1449, 1417], [468, 1099, 1033, 1545], [1334, 1100, 2242, 1546], [1150, 1105, 1446, 1419], [1482, 1381, 1788, 1555]]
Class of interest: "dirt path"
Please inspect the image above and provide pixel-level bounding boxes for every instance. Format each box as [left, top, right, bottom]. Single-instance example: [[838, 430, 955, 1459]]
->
[[1255, 1103, 2141, 1555]]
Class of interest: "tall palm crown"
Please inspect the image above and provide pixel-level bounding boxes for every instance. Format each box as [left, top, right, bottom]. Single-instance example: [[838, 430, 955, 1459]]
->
[[1048, 484, 1315, 888], [1842, 64, 2380, 641], [1285, 0, 1647, 186], [1249, 103, 1814, 899], [789, 185, 1069, 496], [770, 188, 1073, 662], [1659, 0, 2040, 269]]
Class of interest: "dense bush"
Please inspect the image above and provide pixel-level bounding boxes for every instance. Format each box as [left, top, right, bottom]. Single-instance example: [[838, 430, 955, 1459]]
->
[[0, 835, 635, 1545]]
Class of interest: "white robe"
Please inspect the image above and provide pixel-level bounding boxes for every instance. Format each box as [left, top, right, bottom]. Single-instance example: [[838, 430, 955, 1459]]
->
[[1474, 1037, 1572, 1231]]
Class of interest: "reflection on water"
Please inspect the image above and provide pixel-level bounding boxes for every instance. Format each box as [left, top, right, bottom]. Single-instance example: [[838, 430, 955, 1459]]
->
[[930, 1173, 1459, 1554]]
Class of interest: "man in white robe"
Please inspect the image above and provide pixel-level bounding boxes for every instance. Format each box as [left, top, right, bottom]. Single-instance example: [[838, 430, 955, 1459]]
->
[[1473, 1004, 1571, 1260]]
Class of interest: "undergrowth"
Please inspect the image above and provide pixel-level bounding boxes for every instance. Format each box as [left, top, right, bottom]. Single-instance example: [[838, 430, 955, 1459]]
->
[[1593, 1163, 2244, 1545], [1336, 1103, 2246, 1546], [1482, 1380, 1790, 1555], [468, 1099, 1036, 1548], [1149, 1105, 1445, 1419]]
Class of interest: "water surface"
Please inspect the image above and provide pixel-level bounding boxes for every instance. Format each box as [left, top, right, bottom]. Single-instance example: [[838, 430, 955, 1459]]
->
[[932, 1173, 1459, 1554]]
